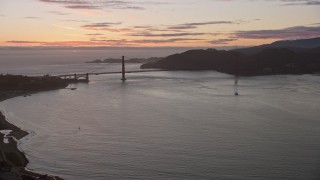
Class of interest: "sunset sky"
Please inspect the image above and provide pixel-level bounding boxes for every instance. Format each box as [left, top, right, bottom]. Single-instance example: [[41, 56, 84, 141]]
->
[[1, 0, 320, 47]]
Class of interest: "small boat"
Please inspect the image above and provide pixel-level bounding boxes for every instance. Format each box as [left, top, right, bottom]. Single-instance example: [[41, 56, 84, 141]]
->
[[70, 88, 77, 90]]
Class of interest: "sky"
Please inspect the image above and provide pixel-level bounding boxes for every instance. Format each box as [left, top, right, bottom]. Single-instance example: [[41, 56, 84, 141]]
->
[[0, 0, 320, 48]]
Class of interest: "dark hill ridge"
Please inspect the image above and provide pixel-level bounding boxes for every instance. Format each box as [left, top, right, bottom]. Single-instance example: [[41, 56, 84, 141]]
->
[[142, 49, 243, 72], [140, 47, 320, 76]]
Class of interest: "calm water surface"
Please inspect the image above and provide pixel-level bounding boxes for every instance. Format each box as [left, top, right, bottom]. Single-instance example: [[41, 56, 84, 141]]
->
[[1, 64, 320, 179]]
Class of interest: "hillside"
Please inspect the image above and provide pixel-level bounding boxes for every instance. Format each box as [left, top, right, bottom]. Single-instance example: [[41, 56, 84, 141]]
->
[[140, 47, 320, 76]]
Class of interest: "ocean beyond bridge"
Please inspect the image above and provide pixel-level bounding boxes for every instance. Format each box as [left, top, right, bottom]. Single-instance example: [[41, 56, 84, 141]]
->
[[55, 56, 166, 82]]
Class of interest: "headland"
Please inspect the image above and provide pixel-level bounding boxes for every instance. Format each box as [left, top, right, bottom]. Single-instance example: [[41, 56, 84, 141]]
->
[[0, 74, 69, 179]]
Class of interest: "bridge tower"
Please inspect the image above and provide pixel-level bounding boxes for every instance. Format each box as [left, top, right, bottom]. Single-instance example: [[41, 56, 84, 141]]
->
[[121, 56, 126, 82], [85, 73, 89, 82]]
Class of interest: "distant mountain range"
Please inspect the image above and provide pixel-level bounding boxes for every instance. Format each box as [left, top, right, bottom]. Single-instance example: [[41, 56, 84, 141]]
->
[[141, 37, 320, 76], [86, 57, 163, 64], [233, 37, 320, 55]]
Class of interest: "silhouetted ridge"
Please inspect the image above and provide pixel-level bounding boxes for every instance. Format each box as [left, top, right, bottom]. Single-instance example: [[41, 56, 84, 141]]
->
[[142, 49, 243, 73]]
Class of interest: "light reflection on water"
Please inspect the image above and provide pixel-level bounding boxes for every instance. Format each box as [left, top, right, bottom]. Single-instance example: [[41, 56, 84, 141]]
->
[[1, 63, 320, 179]]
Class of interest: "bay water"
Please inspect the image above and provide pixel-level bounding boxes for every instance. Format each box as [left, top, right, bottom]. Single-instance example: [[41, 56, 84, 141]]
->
[[0, 63, 320, 179]]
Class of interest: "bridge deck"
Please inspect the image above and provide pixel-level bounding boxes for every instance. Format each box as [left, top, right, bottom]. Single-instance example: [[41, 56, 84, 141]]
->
[[91, 69, 165, 75]]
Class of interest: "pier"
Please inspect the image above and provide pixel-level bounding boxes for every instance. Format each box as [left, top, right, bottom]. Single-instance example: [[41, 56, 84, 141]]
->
[[57, 73, 89, 82]]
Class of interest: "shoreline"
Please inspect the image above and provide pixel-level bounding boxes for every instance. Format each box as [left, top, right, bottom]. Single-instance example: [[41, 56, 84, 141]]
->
[[0, 90, 65, 179]]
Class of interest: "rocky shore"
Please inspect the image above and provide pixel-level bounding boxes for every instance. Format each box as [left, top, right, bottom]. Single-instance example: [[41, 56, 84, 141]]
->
[[0, 75, 69, 179]]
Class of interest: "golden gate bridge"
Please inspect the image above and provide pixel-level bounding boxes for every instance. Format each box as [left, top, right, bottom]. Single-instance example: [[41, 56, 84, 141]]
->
[[54, 56, 240, 95]]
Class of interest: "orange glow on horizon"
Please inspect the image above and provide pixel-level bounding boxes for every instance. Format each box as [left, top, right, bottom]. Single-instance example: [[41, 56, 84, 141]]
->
[[1, 0, 319, 48]]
